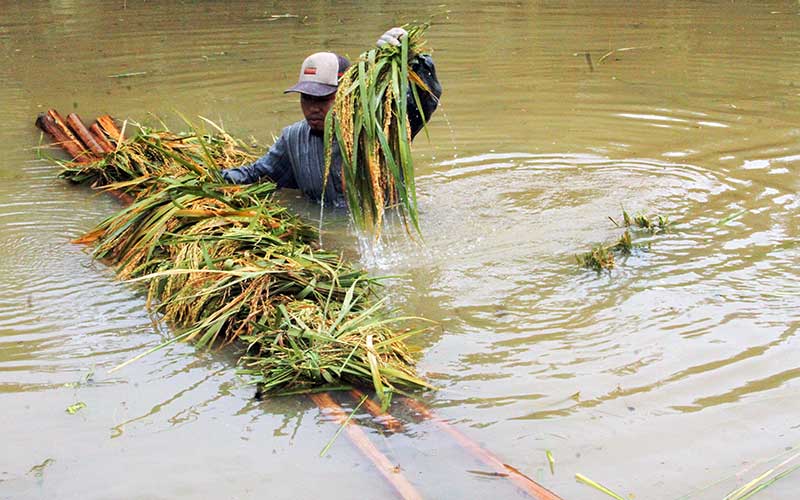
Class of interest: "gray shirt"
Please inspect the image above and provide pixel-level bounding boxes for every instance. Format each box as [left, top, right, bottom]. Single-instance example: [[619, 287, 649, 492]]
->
[[222, 121, 346, 207]]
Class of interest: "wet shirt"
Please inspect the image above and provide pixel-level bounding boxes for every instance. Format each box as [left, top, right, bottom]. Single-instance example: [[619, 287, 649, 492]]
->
[[223, 121, 347, 207], [221, 55, 442, 207]]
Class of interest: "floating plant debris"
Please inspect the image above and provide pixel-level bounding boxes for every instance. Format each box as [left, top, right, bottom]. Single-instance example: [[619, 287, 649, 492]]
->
[[65, 402, 87, 414], [575, 472, 626, 500], [578, 209, 671, 271], [611, 209, 671, 234]]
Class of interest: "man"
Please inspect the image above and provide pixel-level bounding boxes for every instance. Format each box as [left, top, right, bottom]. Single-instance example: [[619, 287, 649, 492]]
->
[[221, 28, 442, 208]]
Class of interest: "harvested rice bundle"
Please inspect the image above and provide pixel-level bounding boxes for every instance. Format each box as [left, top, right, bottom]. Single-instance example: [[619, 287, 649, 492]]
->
[[64, 122, 433, 405], [61, 121, 256, 197], [239, 291, 434, 401], [325, 23, 434, 238]]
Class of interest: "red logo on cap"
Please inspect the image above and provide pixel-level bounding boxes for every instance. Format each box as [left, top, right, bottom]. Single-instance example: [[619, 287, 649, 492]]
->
[[304, 67, 317, 75]]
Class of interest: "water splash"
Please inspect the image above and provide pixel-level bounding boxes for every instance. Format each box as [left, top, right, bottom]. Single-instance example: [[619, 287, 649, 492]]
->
[[354, 227, 413, 271]]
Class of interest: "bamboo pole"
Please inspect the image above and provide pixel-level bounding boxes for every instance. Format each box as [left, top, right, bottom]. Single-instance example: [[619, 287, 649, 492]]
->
[[402, 398, 564, 500], [35, 111, 92, 162], [102, 189, 136, 205], [37, 111, 131, 203], [350, 389, 564, 499], [310, 393, 422, 500], [89, 122, 116, 153], [66, 113, 106, 155], [47, 109, 97, 161], [97, 114, 123, 142], [349, 389, 405, 433]]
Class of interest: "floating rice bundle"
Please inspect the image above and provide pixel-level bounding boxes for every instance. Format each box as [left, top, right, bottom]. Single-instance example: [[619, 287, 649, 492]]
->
[[575, 231, 632, 272], [61, 120, 250, 196], [62, 122, 433, 405], [325, 23, 433, 238], [576, 209, 671, 271]]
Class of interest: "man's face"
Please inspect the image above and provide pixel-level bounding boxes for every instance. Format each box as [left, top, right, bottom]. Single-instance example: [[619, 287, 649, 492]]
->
[[301, 92, 336, 134]]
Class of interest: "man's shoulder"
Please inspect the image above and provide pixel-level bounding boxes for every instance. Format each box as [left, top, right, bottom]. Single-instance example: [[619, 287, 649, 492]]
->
[[281, 119, 310, 139]]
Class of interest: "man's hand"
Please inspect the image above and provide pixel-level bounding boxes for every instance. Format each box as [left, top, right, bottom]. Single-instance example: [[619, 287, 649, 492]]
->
[[377, 27, 407, 47]]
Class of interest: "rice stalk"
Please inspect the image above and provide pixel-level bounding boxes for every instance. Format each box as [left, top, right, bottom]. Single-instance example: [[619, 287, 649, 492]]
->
[[611, 209, 671, 234], [574, 473, 626, 500], [546, 450, 555, 475], [724, 450, 800, 500], [325, 23, 432, 239], [576, 243, 615, 272], [319, 393, 369, 457], [578, 207, 672, 271]]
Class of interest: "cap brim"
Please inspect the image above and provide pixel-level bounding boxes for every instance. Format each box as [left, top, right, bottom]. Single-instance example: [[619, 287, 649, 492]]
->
[[284, 81, 337, 97]]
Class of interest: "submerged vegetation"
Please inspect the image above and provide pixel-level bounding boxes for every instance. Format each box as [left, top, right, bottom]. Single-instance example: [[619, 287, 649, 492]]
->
[[324, 23, 432, 239], [613, 209, 670, 235], [61, 121, 433, 406], [576, 209, 671, 271], [575, 232, 628, 272]]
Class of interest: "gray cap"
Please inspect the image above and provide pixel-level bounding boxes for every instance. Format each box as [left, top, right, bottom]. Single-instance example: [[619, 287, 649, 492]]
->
[[284, 52, 350, 96]]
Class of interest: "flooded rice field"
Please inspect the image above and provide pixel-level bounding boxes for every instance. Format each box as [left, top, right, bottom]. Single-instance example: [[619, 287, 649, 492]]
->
[[1, 1, 799, 498]]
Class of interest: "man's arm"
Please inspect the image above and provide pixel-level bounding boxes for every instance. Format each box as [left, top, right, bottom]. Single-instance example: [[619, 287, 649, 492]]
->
[[221, 132, 298, 187], [407, 54, 442, 139]]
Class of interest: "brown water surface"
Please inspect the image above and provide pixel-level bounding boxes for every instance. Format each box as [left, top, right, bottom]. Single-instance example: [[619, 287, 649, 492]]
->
[[1, 1, 799, 498]]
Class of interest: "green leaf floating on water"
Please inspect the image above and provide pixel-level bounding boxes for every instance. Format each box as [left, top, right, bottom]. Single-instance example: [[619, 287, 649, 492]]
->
[[575, 472, 627, 500], [546, 449, 555, 474], [715, 209, 747, 227], [65, 402, 86, 414], [27, 458, 55, 478]]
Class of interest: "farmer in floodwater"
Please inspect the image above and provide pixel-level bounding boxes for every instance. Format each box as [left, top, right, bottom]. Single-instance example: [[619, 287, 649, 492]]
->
[[221, 27, 442, 208]]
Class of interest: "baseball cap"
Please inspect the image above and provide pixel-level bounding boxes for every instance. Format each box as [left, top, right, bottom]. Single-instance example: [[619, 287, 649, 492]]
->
[[284, 52, 350, 97]]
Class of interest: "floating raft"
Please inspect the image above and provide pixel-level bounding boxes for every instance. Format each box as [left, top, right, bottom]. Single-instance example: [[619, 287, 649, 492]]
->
[[36, 109, 563, 500]]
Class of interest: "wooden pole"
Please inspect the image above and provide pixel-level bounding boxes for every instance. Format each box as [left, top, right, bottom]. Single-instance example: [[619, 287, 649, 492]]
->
[[102, 189, 136, 206], [89, 123, 116, 153], [66, 113, 106, 155], [97, 114, 123, 142], [47, 109, 97, 161], [310, 393, 422, 500], [349, 390, 564, 499], [402, 398, 564, 500], [35, 111, 91, 162], [36, 110, 132, 203], [349, 389, 405, 433]]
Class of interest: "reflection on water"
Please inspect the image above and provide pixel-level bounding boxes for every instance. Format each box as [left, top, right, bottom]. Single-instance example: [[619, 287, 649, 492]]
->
[[1, 1, 799, 498]]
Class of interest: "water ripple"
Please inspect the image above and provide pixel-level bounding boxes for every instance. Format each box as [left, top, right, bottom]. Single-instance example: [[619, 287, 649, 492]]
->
[[367, 149, 800, 424]]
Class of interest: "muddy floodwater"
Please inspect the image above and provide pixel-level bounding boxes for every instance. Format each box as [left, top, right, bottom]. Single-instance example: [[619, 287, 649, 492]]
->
[[1, 1, 799, 498]]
